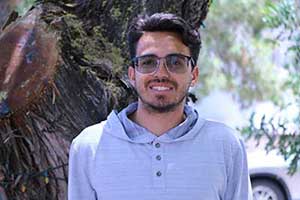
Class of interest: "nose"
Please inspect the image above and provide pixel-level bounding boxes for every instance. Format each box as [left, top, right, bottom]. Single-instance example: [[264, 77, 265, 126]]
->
[[152, 58, 170, 77]]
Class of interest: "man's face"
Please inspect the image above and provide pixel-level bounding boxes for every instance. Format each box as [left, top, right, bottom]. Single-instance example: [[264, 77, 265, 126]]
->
[[128, 31, 199, 113]]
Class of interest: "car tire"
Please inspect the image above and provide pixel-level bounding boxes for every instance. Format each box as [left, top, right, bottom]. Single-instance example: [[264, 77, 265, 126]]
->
[[252, 179, 286, 200]]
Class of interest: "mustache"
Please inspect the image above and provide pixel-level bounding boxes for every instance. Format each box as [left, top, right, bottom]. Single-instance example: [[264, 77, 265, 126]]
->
[[146, 78, 177, 87]]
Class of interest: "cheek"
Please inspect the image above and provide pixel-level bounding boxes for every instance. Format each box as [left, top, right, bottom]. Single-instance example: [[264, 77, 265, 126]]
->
[[179, 75, 193, 86], [185, 72, 196, 86], [133, 76, 146, 90]]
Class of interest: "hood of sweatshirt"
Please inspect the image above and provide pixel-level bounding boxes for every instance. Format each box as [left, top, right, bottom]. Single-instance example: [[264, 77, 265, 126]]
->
[[102, 108, 206, 144]]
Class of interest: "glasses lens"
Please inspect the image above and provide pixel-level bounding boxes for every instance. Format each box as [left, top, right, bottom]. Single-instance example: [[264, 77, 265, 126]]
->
[[137, 55, 158, 73], [166, 54, 188, 73]]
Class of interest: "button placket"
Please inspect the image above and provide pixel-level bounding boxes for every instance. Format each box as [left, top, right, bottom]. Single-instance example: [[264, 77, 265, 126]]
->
[[152, 141, 165, 188]]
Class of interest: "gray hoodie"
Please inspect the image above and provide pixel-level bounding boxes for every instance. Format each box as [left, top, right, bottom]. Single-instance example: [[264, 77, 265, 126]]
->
[[68, 103, 252, 200]]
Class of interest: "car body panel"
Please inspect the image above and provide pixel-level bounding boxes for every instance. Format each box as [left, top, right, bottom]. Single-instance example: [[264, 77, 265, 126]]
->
[[248, 150, 300, 200]]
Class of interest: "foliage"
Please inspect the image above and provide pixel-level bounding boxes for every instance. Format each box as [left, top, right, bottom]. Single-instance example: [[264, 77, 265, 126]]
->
[[241, 0, 300, 175], [15, 0, 36, 16], [196, 0, 299, 174], [195, 0, 287, 107]]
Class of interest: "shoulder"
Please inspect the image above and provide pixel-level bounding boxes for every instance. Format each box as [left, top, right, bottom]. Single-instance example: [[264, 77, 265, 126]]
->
[[200, 119, 245, 149], [71, 120, 107, 153], [200, 120, 248, 168]]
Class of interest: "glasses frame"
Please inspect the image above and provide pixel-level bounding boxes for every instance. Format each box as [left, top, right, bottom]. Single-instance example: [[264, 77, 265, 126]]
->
[[132, 53, 195, 74]]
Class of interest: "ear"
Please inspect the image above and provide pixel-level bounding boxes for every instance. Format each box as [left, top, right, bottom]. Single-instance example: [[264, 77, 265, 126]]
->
[[128, 66, 136, 86], [190, 66, 199, 87]]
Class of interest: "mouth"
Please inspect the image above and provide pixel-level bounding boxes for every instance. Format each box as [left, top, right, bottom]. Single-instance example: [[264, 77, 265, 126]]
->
[[147, 79, 176, 92], [149, 85, 173, 91]]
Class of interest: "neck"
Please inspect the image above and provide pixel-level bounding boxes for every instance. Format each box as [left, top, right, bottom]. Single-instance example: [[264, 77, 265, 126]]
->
[[129, 102, 186, 136]]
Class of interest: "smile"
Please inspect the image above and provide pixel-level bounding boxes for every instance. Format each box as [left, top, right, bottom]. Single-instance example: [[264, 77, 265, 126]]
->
[[150, 86, 173, 91]]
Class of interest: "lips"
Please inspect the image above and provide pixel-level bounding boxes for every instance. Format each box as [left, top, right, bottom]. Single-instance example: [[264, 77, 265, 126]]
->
[[150, 86, 173, 91], [147, 79, 176, 92]]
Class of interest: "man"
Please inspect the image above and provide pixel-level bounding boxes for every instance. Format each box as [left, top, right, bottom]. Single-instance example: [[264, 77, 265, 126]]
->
[[68, 13, 252, 200]]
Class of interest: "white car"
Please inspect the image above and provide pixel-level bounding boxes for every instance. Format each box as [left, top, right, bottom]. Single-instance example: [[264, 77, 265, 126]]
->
[[248, 149, 300, 200]]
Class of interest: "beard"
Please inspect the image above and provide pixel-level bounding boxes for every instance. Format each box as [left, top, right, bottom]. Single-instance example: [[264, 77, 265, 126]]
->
[[138, 92, 187, 113], [136, 78, 190, 113]]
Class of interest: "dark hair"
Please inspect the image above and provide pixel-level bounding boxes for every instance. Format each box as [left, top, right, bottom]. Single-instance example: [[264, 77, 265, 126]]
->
[[127, 13, 201, 65]]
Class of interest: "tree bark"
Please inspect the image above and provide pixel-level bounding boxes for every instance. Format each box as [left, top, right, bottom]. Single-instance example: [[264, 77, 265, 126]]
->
[[0, 0, 210, 199], [0, 0, 21, 32]]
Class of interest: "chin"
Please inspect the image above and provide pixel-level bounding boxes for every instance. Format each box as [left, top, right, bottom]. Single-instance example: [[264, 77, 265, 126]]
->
[[143, 99, 184, 113], [138, 92, 186, 113], [148, 104, 177, 113]]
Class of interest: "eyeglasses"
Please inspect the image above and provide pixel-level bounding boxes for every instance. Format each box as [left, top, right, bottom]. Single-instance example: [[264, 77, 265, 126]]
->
[[132, 53, 195, 74]]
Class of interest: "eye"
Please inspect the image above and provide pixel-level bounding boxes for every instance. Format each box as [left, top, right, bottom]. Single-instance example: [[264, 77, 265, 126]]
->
[[168, 55, 185, 66], [139, 56, 157, 66]]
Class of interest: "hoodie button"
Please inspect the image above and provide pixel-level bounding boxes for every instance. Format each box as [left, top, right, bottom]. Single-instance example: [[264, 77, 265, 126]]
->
[[155, 143, 160, 148], [156, 171, 162, 177]]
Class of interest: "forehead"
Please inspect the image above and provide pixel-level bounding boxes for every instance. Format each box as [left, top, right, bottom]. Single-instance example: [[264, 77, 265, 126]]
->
[[136, 31, 190, 57]]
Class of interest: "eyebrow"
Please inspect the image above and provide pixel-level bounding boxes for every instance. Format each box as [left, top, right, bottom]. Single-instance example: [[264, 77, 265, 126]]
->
[[137, 53, 189, 58]]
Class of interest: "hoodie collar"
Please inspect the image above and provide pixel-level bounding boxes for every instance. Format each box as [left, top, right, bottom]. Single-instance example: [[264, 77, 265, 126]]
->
[[103, 102, 206, 144]]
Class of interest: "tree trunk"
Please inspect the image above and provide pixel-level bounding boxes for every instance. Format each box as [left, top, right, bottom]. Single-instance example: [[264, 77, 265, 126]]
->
[[0, 0, 21, 32], [0, 0, 210, 199]]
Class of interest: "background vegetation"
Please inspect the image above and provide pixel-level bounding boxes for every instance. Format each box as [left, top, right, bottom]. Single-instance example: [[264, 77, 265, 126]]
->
[[196, 0, 299, 174]]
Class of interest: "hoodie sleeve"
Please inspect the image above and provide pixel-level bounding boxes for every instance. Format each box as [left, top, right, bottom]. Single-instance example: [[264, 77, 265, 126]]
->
[[68, 137, 97, 200], [224, 138, 253, 200]]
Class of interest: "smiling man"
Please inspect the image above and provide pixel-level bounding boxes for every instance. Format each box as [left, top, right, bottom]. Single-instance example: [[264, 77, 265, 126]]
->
[[68, 13, 252, 200]]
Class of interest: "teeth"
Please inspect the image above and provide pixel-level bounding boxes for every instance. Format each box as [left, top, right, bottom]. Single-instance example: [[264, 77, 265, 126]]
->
[[151, 86, 171, 91]]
